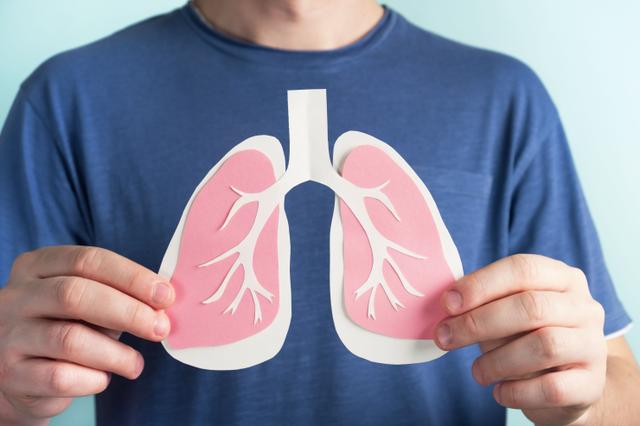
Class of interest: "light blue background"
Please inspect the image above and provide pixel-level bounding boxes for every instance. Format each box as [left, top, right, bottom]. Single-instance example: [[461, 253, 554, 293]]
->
[[1, 1, 637, 425]]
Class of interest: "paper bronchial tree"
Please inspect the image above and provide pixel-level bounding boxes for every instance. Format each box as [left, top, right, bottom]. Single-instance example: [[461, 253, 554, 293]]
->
[[160, 89, 463, 370]]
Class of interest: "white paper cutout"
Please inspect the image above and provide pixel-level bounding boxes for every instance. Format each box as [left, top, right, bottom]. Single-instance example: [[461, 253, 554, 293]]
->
[[160, 89, 463, 370], [330, 131, 463, 364], [160, 136, 292, 370]]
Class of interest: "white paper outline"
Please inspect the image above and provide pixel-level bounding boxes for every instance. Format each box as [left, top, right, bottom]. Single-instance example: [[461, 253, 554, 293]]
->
[[160, 89, 463, 369], [329, 130, 463, 364], [159, 136, 292, 370]]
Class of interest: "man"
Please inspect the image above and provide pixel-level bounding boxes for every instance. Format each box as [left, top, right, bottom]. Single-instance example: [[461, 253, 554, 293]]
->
[[0, 0, 638, 424]]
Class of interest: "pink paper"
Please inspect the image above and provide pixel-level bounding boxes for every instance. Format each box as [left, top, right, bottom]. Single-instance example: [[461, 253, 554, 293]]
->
[[167, 149, 280, 348], [340, 145, 455, 339]]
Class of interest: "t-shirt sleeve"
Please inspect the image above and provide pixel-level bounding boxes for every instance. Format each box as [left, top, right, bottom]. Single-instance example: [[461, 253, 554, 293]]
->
[[0, 88, 90, 288], [508, 119, 632, 337]]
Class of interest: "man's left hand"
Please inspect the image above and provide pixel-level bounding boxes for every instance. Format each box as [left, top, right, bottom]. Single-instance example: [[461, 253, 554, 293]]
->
[[435, 254, 607, 426]]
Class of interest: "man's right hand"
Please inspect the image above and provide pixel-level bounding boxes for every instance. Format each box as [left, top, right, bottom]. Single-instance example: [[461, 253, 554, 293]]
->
[[0, 246, 174, 425]]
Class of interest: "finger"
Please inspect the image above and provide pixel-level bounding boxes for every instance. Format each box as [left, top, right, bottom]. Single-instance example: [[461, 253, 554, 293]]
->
[[436, 291, 596, 349], [25, 276, 170, 341], [5, 394, 72, 420], [479, 333, 524, 354], [493, 368, 602, 409], [473, 327, 602, 385], [15, 319, 144, 379], [4, 359, 110, 398], [88, 323, 122, 340], [441, 254, 589, 317], [31, 246, 174, 308]]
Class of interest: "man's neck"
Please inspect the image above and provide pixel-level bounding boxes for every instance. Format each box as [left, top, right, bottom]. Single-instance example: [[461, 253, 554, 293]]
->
[[193, 0, 384, 51]]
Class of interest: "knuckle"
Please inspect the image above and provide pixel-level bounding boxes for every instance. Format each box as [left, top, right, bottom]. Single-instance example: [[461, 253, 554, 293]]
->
[[125, 269, 145, 295], [124, 301, 149, 330], [504, 383, 523, 406], [55, 277, 87, 314], [541, 374, 567, 405], [535, 328, 561, 361], [510, 254, 538, 281], [571, 267, 588, 288], [519, 291, 549, 324], [11, 251, 35, 273], [476, 356, 499, 384], [463, 273, 487, 306], [48, 365, 73, 394], [462, 310, 481, 336], [55, 323, 85, 356], [488, 356, 506, 382], [71, 247, 102, 276]]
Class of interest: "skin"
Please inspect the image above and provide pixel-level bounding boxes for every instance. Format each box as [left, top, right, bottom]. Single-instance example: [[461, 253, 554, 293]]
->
[[191, 0, 385, 51], [434, 254, 640, 425], [0, 1, 638, 425], [0, 247, 174, 425]]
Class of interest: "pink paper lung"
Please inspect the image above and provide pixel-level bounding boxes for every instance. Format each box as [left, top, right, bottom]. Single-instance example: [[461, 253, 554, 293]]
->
[[159, 90, 460, 369], [339, 144, 456, 339], [166, 149, 280, 349]]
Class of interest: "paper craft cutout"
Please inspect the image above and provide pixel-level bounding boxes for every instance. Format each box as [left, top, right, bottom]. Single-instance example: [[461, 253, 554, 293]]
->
[[160, 89, 463, 370]]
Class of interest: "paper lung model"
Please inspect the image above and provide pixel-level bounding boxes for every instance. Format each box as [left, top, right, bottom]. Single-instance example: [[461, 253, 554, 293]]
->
[[159, 89, 463, 370]]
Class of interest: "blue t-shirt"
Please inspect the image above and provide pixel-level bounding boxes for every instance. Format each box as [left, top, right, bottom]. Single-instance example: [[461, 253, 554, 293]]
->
[[0, 4, 632, 426]]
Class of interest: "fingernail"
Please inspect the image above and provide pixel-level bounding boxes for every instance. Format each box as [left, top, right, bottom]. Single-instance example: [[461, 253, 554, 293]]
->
[[154, 313, 170, 337], [444, 290, 463, 312], [152, 282, 172, 304], [436, 323, 452, 347]]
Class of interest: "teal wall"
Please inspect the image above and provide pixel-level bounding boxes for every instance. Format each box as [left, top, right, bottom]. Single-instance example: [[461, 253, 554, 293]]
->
[[1, 1, 637, 425]]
